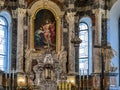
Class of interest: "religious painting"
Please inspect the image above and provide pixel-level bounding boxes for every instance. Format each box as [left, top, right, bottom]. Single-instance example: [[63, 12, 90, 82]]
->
[[34, 9, 56, 51]]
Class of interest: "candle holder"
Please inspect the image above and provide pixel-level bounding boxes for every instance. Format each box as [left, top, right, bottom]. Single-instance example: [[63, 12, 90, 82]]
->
[[17, 73, 26, 89]]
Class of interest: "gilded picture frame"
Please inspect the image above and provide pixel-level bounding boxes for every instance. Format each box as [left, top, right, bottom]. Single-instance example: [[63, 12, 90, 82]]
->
[[34, 9, 56, 51]]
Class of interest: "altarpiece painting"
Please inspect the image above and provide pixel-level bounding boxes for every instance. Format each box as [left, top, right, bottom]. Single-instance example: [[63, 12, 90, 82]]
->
[[34, 9, 56, 51]]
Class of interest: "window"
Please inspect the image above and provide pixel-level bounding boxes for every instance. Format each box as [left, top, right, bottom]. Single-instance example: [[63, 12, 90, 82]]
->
[[109, 0, 120, 85], [79, 22, 88, 75], [0, 11, 11, 72], [0, 16, 8, 71], [79, 17, 92, 75]]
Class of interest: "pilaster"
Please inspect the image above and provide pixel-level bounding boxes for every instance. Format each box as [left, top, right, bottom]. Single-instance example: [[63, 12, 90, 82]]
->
[[17, 8, 26, 73], [92, 8, 104, 73], [66, 12, 76, 74], [92, 8, 104, 90]]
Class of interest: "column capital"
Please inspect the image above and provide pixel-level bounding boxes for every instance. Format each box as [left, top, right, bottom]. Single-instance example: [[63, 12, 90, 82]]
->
[[12, 10, 17, 18], [17, 8, 26, 17], [65, 12, 76, 23]]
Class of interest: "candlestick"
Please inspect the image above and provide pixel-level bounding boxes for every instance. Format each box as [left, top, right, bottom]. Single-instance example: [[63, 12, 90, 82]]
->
[[12, 68, 14, 90], [69, 81, 71, 90], [67, 80, 69, 90], [58, 80, 60, 90], [63, 80, 65, 90], [83, 70, 84, 90], [68, 81, 70, 90], [61, 80, 62, 90], [87, 69, 89, 90], [9, 69, 11, 90], [79, 69, 81, 88], [5, 72, 7, 90]]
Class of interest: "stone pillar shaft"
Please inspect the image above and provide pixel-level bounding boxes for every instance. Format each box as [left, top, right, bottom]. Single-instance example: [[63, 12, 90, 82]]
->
[[17, 8, 26, 73], [93, 9, 103, 73], [66, 12, 76, 74]]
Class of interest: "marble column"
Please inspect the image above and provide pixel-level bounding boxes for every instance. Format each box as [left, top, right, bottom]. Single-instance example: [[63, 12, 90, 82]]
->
[[66, 12, 76, 74], [92, 8, 104, 89], [92, 8, 103, 73], [17, 8, 26, 73]]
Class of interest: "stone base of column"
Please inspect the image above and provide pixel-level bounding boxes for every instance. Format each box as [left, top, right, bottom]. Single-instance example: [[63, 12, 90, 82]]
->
[[68, 71, 78, 76], [16, 69, 24, 74]]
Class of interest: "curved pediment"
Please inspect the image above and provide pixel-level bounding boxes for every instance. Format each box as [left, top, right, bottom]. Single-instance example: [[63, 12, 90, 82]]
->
[[27, 0, 64, 10]]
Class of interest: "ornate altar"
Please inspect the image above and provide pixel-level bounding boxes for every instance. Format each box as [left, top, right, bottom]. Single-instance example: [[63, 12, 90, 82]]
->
[[26, 52, 61, 90], [16, 0, 78, 89]]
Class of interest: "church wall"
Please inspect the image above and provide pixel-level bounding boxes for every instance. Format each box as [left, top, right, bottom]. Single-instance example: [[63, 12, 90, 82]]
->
[[109, 0, 120, 86], [0, 0, 119, 89]]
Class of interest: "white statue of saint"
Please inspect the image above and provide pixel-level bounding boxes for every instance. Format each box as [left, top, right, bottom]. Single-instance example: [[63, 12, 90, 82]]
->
[[104, 43, 117, 72], [58, 46, 67, 73]]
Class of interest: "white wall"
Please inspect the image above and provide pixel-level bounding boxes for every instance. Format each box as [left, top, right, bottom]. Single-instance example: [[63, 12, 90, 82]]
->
[[109, 0, 120, 86]]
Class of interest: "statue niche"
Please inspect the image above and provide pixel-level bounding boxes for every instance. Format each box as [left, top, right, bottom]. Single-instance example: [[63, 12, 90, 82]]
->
[[34, 9, 56, 51]]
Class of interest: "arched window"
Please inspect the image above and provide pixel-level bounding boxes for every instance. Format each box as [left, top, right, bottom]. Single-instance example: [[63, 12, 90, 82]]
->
[[0, 16, 8, 71], [79, 17, 92, 75], [79, 22, 88, 75], [0, 11, 11, 72]]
